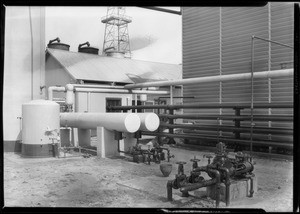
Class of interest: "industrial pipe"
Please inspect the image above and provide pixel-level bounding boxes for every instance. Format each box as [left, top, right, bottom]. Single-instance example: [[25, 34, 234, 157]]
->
[[60, 113, 141, 133], [141, 131, 293, 148], [48, 86, 66, 101], [219, 167, 231, 206], [124, 68, 293, 89], [136, 113, 160, 131], [180, 178, 217, 192], [158, 114, 293, 121], [74, 87, 169, 95], [160, 123, 293, 135], [108, 102, 293, 111]]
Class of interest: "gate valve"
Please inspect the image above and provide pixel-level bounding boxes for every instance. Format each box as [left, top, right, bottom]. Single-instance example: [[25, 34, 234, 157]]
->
[[176, 161, 187, 175], [190, 156, 201, 169], [203, 154, 213, 165]]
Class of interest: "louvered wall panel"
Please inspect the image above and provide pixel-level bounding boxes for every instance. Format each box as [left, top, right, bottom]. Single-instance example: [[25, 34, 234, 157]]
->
[[182, 7, 220, 122], [271, 3, 294, 70], [222, 6, 269, 112], [182, 5, 293, 147]]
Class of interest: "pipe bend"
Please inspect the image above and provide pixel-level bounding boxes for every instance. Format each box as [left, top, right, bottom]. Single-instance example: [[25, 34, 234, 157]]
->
[[192, 166, 207, 173], [209, 169, 221, 183], [219, 167, 230, 183]]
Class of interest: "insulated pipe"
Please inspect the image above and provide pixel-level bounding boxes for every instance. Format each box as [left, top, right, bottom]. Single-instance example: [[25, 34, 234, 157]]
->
[[65, 84, 74, 105], [48, 86, 66, 101], [136, 113, 160, 131], [74, 88, 169, 95], [70, 84, 126, 89], [124, 69, 293, 89], [60, 113, 141, 133]]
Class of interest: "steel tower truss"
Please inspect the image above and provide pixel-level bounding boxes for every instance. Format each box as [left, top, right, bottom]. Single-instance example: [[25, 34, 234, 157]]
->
[[101, 7, 132, 58]]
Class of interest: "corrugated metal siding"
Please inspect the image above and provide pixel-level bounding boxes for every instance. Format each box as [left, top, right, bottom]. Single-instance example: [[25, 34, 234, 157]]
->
[[269, 3, 294, 140], [182, 4, 293, 145], [47, 48, 182, 84], [222, 6, 269, 107], [182, 7, 220, 124]]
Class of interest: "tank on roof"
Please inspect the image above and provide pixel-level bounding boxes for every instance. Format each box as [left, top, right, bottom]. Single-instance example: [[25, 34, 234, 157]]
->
[[47, 37, 70, 51], [78, 41, 99, 55]]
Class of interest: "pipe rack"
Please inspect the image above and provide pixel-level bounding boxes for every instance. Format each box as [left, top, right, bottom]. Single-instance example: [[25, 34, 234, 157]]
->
[[141, 131, 293, 149], [108, 102, 293, 152]]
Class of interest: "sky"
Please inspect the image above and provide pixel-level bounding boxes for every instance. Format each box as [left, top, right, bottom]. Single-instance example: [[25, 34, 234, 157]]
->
[[45, 7, 182, 64]]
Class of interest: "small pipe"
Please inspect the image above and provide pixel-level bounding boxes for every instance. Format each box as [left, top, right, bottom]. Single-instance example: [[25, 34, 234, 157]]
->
[[219, 167, 231, 206], [108, 102, 293, 111], [250, 35, 254, 162], [167, 180, 174, 201], [141, 131, 293, 148], [48, 86, 66, 100], [138, 7, 182, 15], [78, 41, 90, 50], [48, 37, 60, 45], [252, 35, 294, 49], [249, 175, 254, 197], [179, 177, 217, 192], [75, 87, 169, 95]]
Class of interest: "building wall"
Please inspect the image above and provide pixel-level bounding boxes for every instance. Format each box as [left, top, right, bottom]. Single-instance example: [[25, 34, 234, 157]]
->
[[3, 6, 45, 150], [182, 3, 294, 143], [45, 54, 76, 99]]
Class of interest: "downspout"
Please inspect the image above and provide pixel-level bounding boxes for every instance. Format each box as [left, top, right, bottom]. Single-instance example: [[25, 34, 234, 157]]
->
[[29, 6, 33, 100]]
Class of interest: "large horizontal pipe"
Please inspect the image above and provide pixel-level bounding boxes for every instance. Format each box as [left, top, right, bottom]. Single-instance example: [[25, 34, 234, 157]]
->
[[160, 123, 293, 135], [74, 88, 169, 95], [136, 113, 160, 131], [60, 113, 141, 133], [108, 102, 293, 111], [124, 68, 293, 89], [158, 114, 293, 122], [141, 131, 293, 148]]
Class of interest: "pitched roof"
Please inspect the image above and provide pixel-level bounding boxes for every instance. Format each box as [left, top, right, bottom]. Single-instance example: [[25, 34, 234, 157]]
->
[[46, 48, 182, 84]]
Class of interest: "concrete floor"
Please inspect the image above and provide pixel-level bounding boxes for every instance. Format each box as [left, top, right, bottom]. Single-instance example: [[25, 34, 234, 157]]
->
[[4, 144, 293, 211]]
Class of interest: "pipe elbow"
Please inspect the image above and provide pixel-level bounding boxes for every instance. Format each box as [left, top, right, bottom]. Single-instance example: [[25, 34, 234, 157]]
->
[[192, 166, 207, 173], [66, 84, 74, 91], [209, 169, 221, 183]]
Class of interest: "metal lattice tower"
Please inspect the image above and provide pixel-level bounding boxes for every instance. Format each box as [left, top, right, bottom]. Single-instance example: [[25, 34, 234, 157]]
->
[[101, 7, 132, 58]]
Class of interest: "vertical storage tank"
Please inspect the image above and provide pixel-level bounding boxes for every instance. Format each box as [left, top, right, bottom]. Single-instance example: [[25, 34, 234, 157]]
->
[[21, 100, 60, 157]]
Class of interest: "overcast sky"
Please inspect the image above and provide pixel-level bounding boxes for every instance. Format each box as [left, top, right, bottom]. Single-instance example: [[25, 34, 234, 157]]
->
[[45, 7, 182, 64]]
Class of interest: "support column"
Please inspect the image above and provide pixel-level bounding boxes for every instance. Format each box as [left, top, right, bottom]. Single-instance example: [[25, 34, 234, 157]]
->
[[96, 127, 118, 158], [123, 132, 136, 152]]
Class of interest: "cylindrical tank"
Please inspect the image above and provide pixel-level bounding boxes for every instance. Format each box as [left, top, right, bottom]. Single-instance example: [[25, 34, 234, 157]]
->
[[22, 100, 60, 157], [79, 47, 99, 55], [47, 43, 70, 51]]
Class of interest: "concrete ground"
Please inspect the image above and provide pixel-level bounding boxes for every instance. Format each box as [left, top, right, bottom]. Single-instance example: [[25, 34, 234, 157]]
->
[[3, 144, 293, 212]]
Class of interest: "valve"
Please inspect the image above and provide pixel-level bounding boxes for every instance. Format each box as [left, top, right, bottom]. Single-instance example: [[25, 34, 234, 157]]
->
[[190, 156, 201, 169], [176, 161, 187, 175], [203, 154, 213, 165]]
